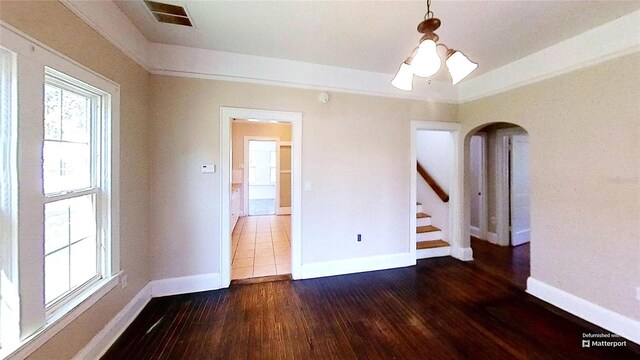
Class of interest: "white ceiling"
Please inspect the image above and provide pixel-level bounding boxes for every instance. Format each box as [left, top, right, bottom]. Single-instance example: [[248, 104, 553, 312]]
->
[[114, 0, 640, 78]]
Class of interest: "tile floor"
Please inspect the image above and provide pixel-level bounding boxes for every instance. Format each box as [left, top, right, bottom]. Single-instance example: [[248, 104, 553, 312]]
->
[[231, 215, 291, 279], [248, 198, 276, 216]]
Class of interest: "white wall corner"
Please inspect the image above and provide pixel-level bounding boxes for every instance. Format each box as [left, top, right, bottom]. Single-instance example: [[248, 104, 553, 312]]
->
[[450, 247, 473, 261], [149, 273, 222, 298], [527, 277, 640, 345], [297, 253, 415, 280], [60, 0, 150, 71], [72, 284, 152, 360], [459, 10, 640, 103]]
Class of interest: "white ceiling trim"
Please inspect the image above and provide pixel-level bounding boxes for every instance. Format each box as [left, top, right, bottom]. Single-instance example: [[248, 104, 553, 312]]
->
[[148, 43, 458, 103], [60, 1, 640, 105], [459, 10, 640, 103]]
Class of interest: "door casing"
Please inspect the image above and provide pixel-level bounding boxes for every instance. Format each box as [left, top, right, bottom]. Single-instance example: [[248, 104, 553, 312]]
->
[[220, 107, 302, 287]]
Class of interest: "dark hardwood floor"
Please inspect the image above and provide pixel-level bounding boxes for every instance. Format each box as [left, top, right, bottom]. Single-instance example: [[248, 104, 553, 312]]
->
[[470, 236, 530, 289], [103, 242, 638, 359]]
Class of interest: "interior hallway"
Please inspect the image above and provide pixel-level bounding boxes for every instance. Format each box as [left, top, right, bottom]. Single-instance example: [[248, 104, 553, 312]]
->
[[231, 215, 291, 279]]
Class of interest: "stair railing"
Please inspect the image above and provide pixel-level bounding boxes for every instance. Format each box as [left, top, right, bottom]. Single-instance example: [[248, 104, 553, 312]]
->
[[417, 161, 449, 203]]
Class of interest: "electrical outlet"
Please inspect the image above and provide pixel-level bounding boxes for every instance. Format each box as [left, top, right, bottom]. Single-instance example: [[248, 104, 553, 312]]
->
[[490, 216, 496, 224], [121, 273, 128, 289], [357, 234, 362, 242]]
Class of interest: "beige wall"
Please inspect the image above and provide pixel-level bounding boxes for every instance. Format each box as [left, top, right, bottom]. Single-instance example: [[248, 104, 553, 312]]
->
[[0, 1, 151, 359], [149, 75, 457, 279], [231, 122, 292, 211], [460, 53, 640, 321]]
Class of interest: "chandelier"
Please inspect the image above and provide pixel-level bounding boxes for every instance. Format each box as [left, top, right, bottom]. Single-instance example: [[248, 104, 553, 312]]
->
[[392, 0, 478, 91]]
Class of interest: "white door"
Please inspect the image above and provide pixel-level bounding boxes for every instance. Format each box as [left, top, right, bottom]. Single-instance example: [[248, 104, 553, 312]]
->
[[469, 135, 484, 237], [510, 135, 530, 246]]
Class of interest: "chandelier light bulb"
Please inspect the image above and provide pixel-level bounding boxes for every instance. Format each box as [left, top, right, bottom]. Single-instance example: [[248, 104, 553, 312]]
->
[[410, 39, 441, 78], [445, 50, 478, 85], [391, 62, 414, 91], [390, 1, 478, 89]]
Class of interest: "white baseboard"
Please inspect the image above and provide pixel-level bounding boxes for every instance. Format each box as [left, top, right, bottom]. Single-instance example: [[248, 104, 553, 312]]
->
[[486, 231, 498, 244], [527, 277, 640, 345], [416, 246, 451, 259], [297, 252, 415, 280], [451, 247, 474, 261], [72, 284, 152, 360], [470, 226, 482, 238], [150, 273, 222, 297]]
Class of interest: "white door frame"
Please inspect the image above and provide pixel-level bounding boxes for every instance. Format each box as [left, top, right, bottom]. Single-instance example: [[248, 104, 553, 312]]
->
[[469, 133, 488, 240], [410, 121, 471, 261], [243, 136, 280, 216], [496, 127, 528, 246], [220, 107, 302, 287]]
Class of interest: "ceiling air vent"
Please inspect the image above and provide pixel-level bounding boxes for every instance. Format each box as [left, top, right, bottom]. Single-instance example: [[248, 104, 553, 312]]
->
[[144, 1, 193, 27]]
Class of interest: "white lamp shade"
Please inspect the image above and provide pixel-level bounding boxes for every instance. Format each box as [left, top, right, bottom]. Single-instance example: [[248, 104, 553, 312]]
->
[[445, 51, 478, 85], [391, 62, 413, 91], [410, 40, 441, 78]]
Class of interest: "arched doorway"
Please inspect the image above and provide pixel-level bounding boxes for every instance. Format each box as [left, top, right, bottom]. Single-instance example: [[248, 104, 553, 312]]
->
[[464, 122, 530, 289]]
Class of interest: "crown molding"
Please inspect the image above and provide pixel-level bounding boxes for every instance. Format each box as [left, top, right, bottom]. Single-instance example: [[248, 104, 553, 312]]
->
[[59, 0, 458, 103], [60, 0, 150, 71], [60, 1, 640, 105], [147, 43, 458, 103], [458, 10, 640, 103]]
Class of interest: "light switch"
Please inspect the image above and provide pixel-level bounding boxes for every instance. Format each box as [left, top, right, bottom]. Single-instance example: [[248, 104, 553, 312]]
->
[[304, 181, 311, 191], [201, 164, 216, 174]]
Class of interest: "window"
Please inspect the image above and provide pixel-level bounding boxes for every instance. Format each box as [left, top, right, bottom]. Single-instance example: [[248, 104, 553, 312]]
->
[[43, 69, 107, 310], [0, 26, 119, 358]]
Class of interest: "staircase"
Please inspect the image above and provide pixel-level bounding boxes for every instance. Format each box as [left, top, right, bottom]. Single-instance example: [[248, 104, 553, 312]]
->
[[416, 203, 451, 259]]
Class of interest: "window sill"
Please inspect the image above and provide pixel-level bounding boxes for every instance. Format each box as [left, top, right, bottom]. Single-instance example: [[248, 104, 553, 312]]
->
[[2, 272, 121, 360]]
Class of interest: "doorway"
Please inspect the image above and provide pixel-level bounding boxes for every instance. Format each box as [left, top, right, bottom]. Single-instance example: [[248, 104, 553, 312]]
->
[[469, 133, 488, 240], [509, 134, 530, 246], [220, 108, 302, 288], [232, 124, 292, 281], [467, 123, 530, 289], [410, 121, 466, 261], [496, 127, 530, 247], [246, 139, 277, 216]]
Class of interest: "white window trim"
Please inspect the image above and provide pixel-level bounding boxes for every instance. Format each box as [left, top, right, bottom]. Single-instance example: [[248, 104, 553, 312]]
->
[[42, 68, 108, 313], [0, 45, 20, 352], [0, 22, 121, 359]]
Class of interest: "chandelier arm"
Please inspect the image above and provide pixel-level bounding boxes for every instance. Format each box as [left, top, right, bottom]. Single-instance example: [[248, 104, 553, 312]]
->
[[392, 0, 478, 89]]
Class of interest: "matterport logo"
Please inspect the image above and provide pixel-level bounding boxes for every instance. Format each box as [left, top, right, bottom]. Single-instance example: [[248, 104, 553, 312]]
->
[[582, 332, 627, 348]]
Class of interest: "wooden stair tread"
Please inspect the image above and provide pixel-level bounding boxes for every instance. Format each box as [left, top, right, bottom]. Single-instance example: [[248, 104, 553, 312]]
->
[[417, 240, 449, 249], [417, 225, 440, 233], [416, 212, 430, 219]]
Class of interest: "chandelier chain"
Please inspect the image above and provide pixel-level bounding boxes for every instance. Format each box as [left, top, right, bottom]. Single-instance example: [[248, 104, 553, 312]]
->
[[425, 0, 434, 20]]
